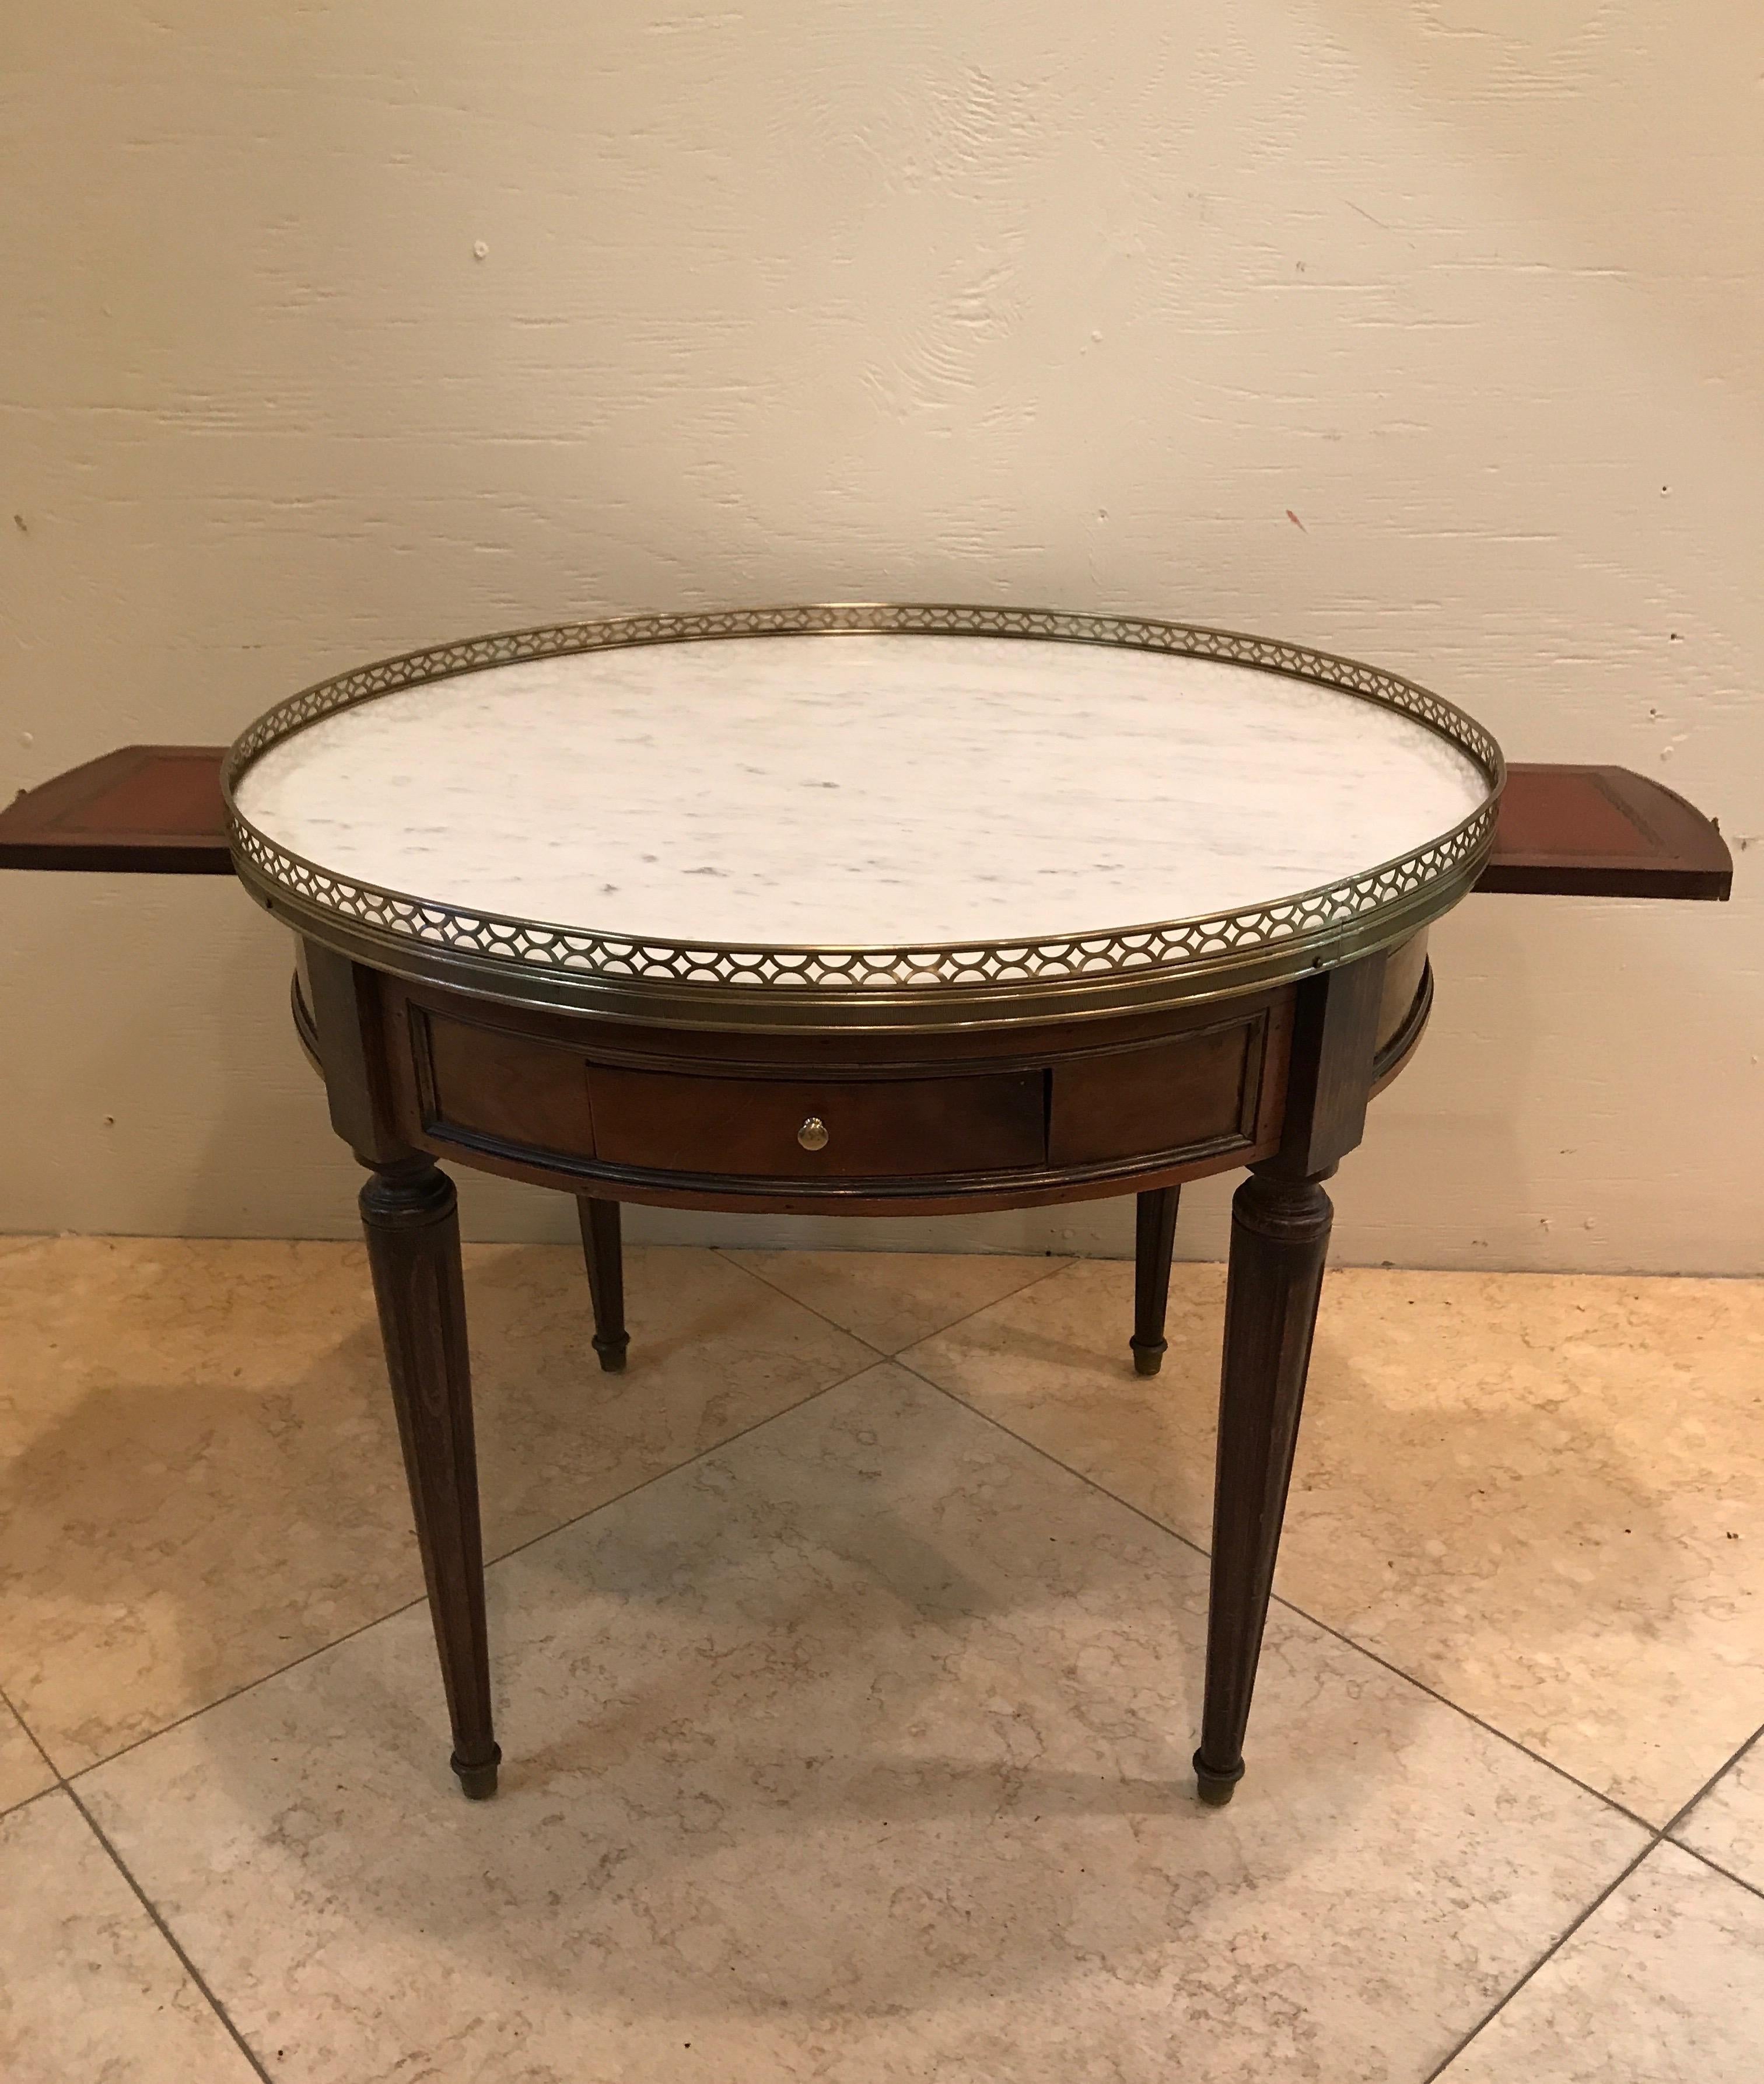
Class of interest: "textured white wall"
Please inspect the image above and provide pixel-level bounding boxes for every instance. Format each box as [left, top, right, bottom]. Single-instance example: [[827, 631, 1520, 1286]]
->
[[2, 3, 1759, 1270]]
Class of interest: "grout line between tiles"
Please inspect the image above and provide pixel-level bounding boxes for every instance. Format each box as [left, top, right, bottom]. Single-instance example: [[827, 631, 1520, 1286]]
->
[[714, 1243, 1076, 1363], [1418, 1835, 1659, 2083], [70, 1345, 887, 1789], [882, 1362, 1212, 1577], [60, 1781, 278, 2084], [708, 1248, 891, 1364], [1259, 1600, 1657, 1831], [1661, 1715, 1764, 1840], [0, 1784, 65, 1826], [54, 1251, 1090, 1795], [1265, 1610, 1657, 1832], [24, 1247, 1103, 1793], [891, 1355, 1660, 1834], [888, 1335, 1723, 2075], [473, 1355, 880, 1576], [27, 1247, 1077, 1796], [0, 1676, 65, 1818], [1674, 1841, 1764, 1906], [565, 1247, 1758, 1855], [68, 1592, 435, 1787]]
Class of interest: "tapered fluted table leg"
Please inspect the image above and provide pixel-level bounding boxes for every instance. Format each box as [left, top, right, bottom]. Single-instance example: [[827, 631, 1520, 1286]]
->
[[1194, 1160, 1334, 1805], [360, 1155, 499, 1799], [1130, 1186, 1182, 1375], [576, 1197, 629, 1373]]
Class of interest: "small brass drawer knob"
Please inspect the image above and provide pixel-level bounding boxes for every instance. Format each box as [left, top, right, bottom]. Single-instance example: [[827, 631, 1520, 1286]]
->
[[797, 1115, 830, 1152]]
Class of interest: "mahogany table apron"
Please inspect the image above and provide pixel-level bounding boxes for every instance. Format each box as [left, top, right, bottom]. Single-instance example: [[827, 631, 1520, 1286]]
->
[[296, 927, 1426, 1804]]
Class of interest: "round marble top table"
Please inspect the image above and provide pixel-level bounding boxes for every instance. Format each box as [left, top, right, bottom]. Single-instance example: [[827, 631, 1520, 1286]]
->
[[224, 606, 1506, 1810]]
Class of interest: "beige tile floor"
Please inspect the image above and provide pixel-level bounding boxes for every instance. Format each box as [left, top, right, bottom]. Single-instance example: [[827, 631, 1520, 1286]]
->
[[905, 1259, 1764, 1823], [1, 1238, 1760, 2080]]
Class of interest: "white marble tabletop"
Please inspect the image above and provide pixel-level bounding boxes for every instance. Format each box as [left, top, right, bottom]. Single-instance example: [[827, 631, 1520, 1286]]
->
[[235, 634, 1490, 951]]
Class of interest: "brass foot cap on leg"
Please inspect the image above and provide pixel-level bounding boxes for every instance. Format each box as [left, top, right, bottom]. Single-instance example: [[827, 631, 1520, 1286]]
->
[[1129, 1338, 1166, 1377], [452, 1744, 502, 1800], [593, 1336, 630, 1374], [1193, 1749, 1244, 1806]]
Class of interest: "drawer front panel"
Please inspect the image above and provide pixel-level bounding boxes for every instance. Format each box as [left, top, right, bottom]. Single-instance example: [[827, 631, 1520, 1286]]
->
[[418, 1008, 597, 1160], [588, 1065, 1046, 1179], [1048, 1015, 1264, 1169]]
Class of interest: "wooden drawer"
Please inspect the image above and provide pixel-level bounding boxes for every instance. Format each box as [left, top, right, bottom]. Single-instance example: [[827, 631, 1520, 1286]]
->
[[1047, 1012, 1268, 1169], [410, 1003, 1046, 1180], [587, 1064, 1046, 1180], [416, 1006, 597, 1159], [402, 986, 1282, 1197]]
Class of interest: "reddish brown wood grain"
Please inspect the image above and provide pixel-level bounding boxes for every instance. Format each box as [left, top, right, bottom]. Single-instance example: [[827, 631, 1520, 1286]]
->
[[1046, 1018, 1264, 1169], [1478, 764, 1732, 898], [587, 1061, 1047, 1179], [0, 746, 232, 872]]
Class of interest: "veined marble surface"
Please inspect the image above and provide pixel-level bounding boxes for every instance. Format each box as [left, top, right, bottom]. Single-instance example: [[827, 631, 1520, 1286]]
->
[[235, 635, 1491, 949]]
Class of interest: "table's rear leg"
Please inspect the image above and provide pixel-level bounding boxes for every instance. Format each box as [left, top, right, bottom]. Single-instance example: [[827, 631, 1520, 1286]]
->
[[576, 1197, 630, 1372], [1129, 1185, 1182, 1375], [1194, 1158, 1333, 1804], [361, 1155, 500, 1799]]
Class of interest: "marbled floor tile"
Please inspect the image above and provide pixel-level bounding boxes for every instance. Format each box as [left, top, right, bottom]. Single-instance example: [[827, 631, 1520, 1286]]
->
[[1437, 1842, 1764, 2082], [0, 1699, 55, 1814], [0, 1789, 258, 2083], [464, 1240, 872, 1551], [723, 1247, 1068, 1353], [905, 1262, 1764, 1824], [0, 1238, 869, 1775], [1674, 1730, 1764, 1892], [83, 1367, 1644, 2084]]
